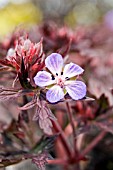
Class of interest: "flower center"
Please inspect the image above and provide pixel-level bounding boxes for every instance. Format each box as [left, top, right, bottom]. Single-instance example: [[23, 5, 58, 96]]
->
[[56, 76, 65, 88]]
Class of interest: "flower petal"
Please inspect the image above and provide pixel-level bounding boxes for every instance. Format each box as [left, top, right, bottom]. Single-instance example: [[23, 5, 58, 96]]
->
[[63, 63, 84, 78], [46, 85, 64, 103], [45, 53, 63, 75], [34, 71, 55, 87], [65, 81, 86, 100]]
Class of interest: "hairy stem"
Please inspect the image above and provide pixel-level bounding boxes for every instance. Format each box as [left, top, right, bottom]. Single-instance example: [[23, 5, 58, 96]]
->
[[48, 158, 68, 165], [52, 120, 72, 157], [66, 102, 78, 157], [80, 130, 106, 159]]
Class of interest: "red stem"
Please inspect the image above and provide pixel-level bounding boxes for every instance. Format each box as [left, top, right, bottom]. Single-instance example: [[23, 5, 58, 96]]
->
[[66, 102, 79, 157], [48, 158, 68, 165], [52, 120, 72, 157], [79, 130, 106, 160]]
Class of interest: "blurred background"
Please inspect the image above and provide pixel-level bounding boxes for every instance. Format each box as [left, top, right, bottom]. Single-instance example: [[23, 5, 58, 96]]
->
[[1, 0, 113, 37]]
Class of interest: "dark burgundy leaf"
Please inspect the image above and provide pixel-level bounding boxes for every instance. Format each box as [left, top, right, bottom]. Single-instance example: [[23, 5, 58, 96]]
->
[[33, 100, 56, 135], [32, 152, 49, 170]]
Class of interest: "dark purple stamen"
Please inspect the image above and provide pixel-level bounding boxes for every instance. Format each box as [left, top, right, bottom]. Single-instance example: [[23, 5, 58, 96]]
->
[[65, 77, 70, 80], [51, 75, 55, 80]]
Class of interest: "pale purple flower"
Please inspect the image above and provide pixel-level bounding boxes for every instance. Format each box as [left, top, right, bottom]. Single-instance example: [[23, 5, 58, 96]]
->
[[104, 10, 113, 31], [34, 53, 86, 103]]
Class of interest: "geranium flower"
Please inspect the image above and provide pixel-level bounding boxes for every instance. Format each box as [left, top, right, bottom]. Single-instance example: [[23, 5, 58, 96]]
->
[[34, 53, 86, 103]]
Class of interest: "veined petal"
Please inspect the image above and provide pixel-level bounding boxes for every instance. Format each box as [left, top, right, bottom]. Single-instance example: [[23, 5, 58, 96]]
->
[[65, 81, 86, 100], [63, 63, 84, 78], [46, 85, 64, 103], [34, 71, 55, 87], [45, 53, 63, 75]]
